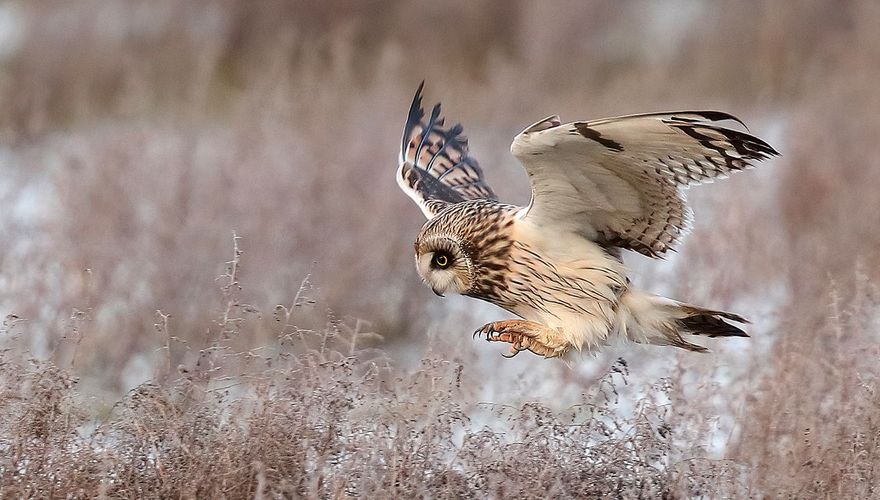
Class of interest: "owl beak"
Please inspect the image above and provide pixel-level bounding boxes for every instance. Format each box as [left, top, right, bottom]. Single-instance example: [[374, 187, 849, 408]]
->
[[432, 287, 445, 297]]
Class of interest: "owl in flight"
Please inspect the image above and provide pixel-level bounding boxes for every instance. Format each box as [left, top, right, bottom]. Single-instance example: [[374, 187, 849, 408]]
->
[[397, 83, 778, 359]]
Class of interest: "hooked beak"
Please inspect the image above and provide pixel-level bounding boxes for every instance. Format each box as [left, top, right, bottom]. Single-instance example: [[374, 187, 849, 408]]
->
[[432, 287, 445, 297]]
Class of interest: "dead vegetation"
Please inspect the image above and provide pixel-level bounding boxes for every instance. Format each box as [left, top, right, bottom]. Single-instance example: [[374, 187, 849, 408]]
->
[[1, 0, 880, 497], [0, 295, 693, 498]]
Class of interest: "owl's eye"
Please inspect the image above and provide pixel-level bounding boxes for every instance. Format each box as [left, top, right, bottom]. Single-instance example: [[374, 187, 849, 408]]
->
[[432, 251, 453, 269]]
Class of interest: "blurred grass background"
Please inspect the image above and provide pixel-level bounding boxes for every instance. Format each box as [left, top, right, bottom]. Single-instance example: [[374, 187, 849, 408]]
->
[[1, 0, 879, 496]]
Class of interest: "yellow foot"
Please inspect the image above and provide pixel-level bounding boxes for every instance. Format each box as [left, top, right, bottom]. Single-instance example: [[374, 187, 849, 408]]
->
[[473, 320, 570, 359]]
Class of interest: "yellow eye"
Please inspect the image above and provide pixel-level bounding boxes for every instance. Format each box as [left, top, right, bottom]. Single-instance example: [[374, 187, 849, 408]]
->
[[432, 252, 451, 269]]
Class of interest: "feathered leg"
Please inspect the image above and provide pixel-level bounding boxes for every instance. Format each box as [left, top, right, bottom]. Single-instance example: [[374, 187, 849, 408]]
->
[[474, 320, 570, 358]]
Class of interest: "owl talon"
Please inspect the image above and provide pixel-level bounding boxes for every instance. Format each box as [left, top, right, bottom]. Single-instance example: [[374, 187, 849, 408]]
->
[[473, 323, 501, 339], [501, 341, 530, 358], [473, 327, 489, 340], [474, 320, 569, 359]]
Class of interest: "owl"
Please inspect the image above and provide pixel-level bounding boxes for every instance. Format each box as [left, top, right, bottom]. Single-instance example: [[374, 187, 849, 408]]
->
[[396, 83, 778, 358]]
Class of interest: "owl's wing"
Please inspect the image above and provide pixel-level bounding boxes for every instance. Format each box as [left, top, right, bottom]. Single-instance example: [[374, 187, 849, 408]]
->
[[397, 83, 497, 219], [511, 111, 779, 257]]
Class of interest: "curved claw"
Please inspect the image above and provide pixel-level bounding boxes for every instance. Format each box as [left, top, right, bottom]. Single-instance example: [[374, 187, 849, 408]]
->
[[474, 322, 515, 341], [474, 320, 570, 359], [502, 341, 529, 358], [473, 324, 496, 340]]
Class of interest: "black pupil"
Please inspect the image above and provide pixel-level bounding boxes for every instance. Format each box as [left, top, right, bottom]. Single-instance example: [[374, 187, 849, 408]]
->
[[434, 253, 451, 268]]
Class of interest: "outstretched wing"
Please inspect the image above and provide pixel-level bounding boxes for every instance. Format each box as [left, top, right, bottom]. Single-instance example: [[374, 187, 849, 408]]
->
[[511, 111, 779, 257], [397, 83, 496, 219]]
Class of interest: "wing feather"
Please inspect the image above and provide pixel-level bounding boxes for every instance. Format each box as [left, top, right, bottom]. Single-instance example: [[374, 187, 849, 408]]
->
[[396, 83, 496, 219], [512, 112, 779, 257]]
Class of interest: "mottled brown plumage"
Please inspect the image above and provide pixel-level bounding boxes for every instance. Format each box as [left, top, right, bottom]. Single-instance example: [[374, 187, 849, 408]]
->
[[416, 200, 516, 303]]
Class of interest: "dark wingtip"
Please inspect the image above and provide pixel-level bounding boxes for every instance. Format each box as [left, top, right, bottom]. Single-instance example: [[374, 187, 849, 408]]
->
[[411, 81, 425, 113], [693, 111, 749, 131], [410, 82, 426, 117], [402, 82, 427, 156], [412, 80, 425, 109], [688, 111, 782, 158]]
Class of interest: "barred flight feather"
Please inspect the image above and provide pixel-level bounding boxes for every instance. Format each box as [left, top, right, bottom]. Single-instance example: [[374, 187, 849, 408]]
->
[[397, 82, 496, 219]]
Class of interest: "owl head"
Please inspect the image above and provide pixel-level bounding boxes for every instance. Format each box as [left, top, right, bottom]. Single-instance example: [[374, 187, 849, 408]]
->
[[413, 234, 475, 297], [411, 199, 514, 298]]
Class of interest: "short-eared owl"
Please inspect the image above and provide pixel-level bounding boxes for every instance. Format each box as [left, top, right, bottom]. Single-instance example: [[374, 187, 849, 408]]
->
[[397, 83, 778, 359]]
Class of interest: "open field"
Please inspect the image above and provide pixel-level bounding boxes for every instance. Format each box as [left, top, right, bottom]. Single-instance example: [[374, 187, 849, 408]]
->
[[1, 1, 879, 497]]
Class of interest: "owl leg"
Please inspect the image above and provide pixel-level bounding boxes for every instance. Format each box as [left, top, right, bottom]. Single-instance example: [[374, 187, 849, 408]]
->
[[473, 320, 569, 359]]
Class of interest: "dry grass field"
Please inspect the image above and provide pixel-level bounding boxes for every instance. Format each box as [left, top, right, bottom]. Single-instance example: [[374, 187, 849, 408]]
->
[[1, 1, 879, 497]]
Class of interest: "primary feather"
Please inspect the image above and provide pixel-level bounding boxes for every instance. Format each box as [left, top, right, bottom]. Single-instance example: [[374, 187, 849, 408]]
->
[[397, 82, 496, 218]]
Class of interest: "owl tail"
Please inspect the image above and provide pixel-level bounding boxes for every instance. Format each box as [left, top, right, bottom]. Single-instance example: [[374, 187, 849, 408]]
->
[[619, 291, 749, 352]]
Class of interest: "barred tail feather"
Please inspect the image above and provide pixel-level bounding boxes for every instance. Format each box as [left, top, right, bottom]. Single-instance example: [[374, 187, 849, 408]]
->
[[677, 305, 749, 338], [619, 291, 749, 352]]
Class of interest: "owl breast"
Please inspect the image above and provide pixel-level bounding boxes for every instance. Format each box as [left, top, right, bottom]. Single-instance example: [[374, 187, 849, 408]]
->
[[427, 200, 630, 348], [479, 219, 630, 348]]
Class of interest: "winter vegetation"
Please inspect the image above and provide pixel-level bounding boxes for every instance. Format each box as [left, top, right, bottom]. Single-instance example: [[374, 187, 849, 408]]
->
[[1, 1, 879, 497]]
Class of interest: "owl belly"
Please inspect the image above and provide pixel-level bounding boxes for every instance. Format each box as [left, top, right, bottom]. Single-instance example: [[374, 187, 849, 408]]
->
[[501, 224, 629, 351], [505, 272, 622, 351]]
